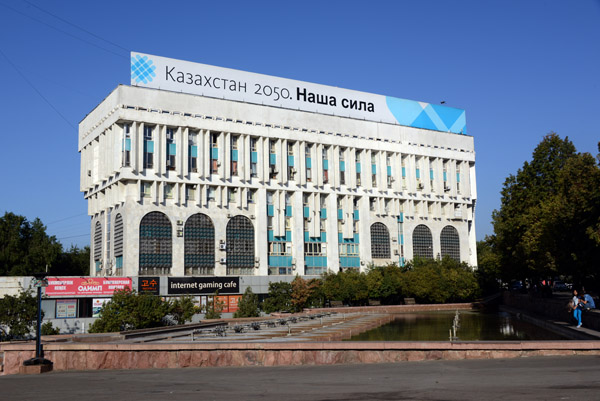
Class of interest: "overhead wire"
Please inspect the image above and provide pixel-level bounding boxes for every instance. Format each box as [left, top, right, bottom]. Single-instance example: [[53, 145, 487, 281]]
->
[[22, 0, 130, 53], [0, 48, 76, 129], [0, 2, 128, 59]]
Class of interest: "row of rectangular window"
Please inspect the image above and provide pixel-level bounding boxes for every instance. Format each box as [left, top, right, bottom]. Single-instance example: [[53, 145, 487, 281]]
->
[[123, 124, 466, 193]]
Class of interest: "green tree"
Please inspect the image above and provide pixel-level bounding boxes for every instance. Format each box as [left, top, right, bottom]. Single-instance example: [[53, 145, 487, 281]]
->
[[290, 276, 323, 311], [401, 258, 479, 303], [52, 245, 90, 276], [366, 264, 404, 304], [168, 296, 198, 325], [0, 287, 39, 339], [234, 287, 260, 318], [203, 292, 225, 319], [41, 321, 60, 336], [0, 212, 62, 276], [262, 281, 293, 313], [322, 269, 368, 306], [476, 237, 502, 295], [88, 288, 169, 333], [492, 133, 600, 287]]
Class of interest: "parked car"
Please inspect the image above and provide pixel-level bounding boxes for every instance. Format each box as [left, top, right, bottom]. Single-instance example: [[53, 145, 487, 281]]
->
[[553, 281, 569, 292]]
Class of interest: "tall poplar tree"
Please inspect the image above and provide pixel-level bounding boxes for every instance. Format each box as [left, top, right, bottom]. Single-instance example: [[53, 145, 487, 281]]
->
[[492, 133, 600, 286]]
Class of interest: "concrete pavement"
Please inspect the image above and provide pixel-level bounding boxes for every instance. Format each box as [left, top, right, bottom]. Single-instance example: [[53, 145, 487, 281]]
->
[[2, 355, 600, 400]]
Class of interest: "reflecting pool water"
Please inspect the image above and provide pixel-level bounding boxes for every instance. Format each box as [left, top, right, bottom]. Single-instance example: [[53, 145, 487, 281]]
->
[[347, 310, 568, 341]]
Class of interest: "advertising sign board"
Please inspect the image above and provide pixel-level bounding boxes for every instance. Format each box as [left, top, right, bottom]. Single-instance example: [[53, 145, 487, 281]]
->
[[56, 299, 77, 318], [131, 52, 467, 135], [45, 277, 132, 296], [138, 277, 160, 295], [168, 277, 239, 295], [92, 298, 110, 318]]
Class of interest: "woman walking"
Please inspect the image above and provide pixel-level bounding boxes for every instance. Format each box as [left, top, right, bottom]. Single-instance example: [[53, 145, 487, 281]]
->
[[572, 289, 584, 328]]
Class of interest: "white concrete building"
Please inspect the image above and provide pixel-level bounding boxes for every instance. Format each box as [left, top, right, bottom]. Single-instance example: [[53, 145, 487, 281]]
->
[[80, 53, 477, 289]]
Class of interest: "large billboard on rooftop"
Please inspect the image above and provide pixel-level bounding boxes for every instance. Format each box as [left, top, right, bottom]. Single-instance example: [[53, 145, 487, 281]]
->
[[131, 52, 466, 135]]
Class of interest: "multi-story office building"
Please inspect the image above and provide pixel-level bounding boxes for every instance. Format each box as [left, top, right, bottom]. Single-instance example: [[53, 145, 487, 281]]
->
[[80, 53, 476, 290]]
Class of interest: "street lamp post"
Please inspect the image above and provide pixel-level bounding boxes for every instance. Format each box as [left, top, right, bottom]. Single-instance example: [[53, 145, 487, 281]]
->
[[23, 272, 53, 368]]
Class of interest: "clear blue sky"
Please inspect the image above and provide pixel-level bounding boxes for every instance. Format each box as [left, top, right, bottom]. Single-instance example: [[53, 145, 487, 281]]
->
[[1, 0, 599, 250]]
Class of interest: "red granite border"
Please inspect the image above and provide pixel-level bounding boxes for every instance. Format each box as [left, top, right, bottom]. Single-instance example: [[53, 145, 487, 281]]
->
[[3, 340, 600, 375]]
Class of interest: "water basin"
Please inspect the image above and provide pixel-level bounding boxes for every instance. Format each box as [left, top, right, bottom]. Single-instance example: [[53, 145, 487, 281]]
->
[[347, 310, 568, 341]]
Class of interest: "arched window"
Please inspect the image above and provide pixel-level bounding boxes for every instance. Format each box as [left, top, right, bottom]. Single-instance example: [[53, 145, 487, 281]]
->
[[139, 212, 172, 275], [94, 221, 102, 272], [412, 224, 433, 259], [114, 214, 124, 272], [440, 225, 460, 262], [184, 213, 215, 275], [370, 222, 391, 259], [226, 215, 254, 275]]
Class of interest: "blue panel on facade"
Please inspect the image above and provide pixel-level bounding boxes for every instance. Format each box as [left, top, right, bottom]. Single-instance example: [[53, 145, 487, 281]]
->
[[304, 232, 310, 242], [353, 210, 359, 220], [338, 233, 343, 242], [354, 233, 360, 242], [304, 207, 310, 218], [270, 153, 276, 165], [337, 209, 343, 220], [340, 161, 345, 172], [168, 143, 176, 155], [321, 232, 327, 242], [144, 141, 154, 153], [306, 157, 312, 168], [457, 172, 461, 183], [372, 164, 377, 174], [125, 138, 131, 151], [232, 149, 238, 161], [416, 168, 420, 179], [402, 167, 406, 177], [400, 234, 404, 245], [267, 205, 274, 216], [387, 166, 392, 176], [430, 169, 434, 180], [211, 148, 218, 159], [285, 206, 292, 217], [323, 159, 328, 170], [340, 257, 360, 268], [190, 145, 197, 158], [251, 151, 258, 163], [398, 212, 404, 223], [115, 256, 123, 268], [288, 156, 294, 167], [320, 208, 327, 219], [268, 230, 274, 241], [356, 162, 361, 173], [285, 231, 292, 241], [443, 171, 447, 181]]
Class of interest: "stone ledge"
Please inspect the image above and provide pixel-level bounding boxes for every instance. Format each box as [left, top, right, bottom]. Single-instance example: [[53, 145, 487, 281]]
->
[[18, 364, 53, 375]]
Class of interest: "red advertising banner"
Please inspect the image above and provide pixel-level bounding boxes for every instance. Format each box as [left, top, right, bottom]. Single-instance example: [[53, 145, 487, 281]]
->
[[228, 295, 241, 313], [44, 277, 132, 296]]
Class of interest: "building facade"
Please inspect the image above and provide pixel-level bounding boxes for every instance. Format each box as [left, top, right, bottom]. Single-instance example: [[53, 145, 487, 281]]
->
[[80, 55, 477, 284]]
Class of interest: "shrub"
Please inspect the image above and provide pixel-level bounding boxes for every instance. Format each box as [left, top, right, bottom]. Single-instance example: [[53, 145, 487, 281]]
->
[[234, 287, 260, 318]]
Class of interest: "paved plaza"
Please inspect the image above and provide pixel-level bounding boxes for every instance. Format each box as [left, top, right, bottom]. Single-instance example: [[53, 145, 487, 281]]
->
[[2, 355, 600, 401]]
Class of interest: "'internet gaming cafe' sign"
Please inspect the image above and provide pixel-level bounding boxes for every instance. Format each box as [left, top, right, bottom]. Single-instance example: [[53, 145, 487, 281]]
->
[[168, 277, 239, 295]]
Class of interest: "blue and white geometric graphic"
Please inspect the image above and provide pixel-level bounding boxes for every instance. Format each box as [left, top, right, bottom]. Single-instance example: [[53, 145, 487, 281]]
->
[[131, 55, 156, 84], [386, 97, 467, 135]]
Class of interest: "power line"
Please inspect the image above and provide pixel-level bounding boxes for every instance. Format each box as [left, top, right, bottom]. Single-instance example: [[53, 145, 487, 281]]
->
[[22, 0, 130, 53], [46, 212, 89, 225], [57, 233, 89, 240], [0, 48, 76, 129], [0, 2, 127, 59]]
